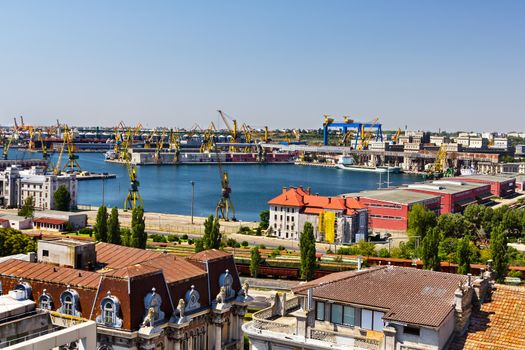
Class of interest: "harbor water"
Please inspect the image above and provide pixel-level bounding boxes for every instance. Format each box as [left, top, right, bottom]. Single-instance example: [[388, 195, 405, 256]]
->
[[10, 150, 421, 221]]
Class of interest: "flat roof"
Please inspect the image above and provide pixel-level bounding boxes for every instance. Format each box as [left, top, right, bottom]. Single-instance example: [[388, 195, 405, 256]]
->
[[342, 188, 440, 205], [39, 238, 94, 247], [406, 180, 488, 195], [454, 174, 517, 183], [0, 294, 35, 319]]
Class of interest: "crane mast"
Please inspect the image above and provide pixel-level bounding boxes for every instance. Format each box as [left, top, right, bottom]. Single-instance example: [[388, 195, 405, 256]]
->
[[214, 145, 236, 221]]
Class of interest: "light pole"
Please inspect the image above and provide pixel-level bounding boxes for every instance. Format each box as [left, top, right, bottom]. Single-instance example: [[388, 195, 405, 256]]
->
[[190, 181, 195, 224]]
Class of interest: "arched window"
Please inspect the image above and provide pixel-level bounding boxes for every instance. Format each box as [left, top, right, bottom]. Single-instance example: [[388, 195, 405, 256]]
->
[[39, 289, 53, 310], [184, 285, 200, 313], [58, 286, 81, 317], [219, 270, 235, 300], [96, 291, 123, 328]]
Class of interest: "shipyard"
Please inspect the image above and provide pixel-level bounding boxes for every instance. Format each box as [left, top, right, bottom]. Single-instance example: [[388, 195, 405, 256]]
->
[[2, 2, 525, 350]]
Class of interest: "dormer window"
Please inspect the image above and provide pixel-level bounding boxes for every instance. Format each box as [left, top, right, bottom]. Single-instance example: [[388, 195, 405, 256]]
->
[[219, 269, 235, 300], [96, 291, 123, 328], [39, 289, 53, 310], [58, 286, 81, 317], [13, 279, 32, 300], [104, 301, 113, 324], [185, 285, 201, 313], [64, 295, 73, 315]]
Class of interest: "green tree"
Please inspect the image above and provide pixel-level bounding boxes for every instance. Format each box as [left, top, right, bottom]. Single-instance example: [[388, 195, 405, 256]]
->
[[120, 228, 131, 247], [299, 222, 317, 280], [130, 207, 146, 249], [436, 214, 472, 238], [250, 247, 263, 278], [457, 235, 471, 275], [107, 207, 121, 245], [259, 210, 269, 230], [194, 239, 204, 253], [94, 206, 108, 242], [203, 215, 221, 249], [463, 204, 485, 229], [0, 228, 36, 256], [18, 196, 34, 218], [407, 204, 437, 239], [421, 227, 441, 271], [490, 225, 508, 283], [53, 185, 71, 211]]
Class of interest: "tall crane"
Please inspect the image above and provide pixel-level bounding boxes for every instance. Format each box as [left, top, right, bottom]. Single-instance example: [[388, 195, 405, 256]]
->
[[392, 128, 402, 144], [38, 130, 53, 170], [1, 130, 14, 160], [218, 110, 239, 150], [62, 125, 81, 173], [169, 130, 181, 163], [357, 117, 379, 150], [123, 126, 144, 210], [214, 145, 236, 221], [53, 139, 66, 175], [154, 130, 166, 164]]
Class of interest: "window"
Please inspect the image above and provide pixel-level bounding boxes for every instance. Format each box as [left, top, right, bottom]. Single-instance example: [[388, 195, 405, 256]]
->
[[42, 250, 49, 257], [343, 306, 355, 326], [274, 215, 277, 220], [362, 309, 384, 331], [291, 208, 294, 213], [291, 217, 294, 222], [103, 302, 113, 324], [331, 304, 342, 324], [316, 301, 325, 321], [404, 326, 420, 336], [64, 295, 73, 315], [373, 311, 384, 331]]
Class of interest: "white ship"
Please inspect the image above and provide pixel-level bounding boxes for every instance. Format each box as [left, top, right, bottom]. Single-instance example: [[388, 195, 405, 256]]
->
[[336, 155, 401, 173]]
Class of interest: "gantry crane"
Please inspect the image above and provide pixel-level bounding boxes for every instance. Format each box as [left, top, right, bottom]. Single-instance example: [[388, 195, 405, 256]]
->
[[62, 125, 81, 173], [154, 130, 166, 164], [214, 145, 236, 221], [123, 126, 144, 210], [38, 130, 53, 170]]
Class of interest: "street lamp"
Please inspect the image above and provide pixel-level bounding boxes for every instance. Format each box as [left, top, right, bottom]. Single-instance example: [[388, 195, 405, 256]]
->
[[190, 181, 195, 224]]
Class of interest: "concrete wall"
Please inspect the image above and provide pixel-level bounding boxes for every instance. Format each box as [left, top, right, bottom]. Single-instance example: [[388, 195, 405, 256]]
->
[[38, 241, 76, 267], [0, 312, 52, 347]]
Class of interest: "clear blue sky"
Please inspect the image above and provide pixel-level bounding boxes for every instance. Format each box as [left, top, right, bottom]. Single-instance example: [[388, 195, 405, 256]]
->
[[0, 1, 523, 131]]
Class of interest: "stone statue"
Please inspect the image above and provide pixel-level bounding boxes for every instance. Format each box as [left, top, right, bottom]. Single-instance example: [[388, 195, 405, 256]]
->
[[142, 307, 156, 327], [177, 298, 185, 319], [216, 286, 227, 304], [238, 281, 249, 298]]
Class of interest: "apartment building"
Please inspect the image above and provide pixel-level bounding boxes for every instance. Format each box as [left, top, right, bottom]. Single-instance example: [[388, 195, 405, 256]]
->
[[268, 187, 368, 244], [0, 165, 77, 210]]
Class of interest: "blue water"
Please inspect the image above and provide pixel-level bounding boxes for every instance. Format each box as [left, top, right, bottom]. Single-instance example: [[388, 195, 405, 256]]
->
[[9, 149, 421, 221]]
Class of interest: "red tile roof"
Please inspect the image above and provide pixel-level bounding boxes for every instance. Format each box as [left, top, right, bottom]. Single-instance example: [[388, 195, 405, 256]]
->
[[95, 242, 164, 269], [188, 249, 231, 262], [142, 255, 207, 283], [452, 284, 525, 350], [0, 259, 101, 289], [33, 217, 67, 225], [293, 266, 467, 328], [268, 187, 364, 213]]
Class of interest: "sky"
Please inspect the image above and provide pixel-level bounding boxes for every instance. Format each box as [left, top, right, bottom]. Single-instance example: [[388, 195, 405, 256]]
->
[[0, 1, 524, 131]]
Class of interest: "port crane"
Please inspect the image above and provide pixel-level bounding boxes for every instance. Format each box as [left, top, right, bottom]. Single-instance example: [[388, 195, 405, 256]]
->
[[53, 139, 66, 175], [1, 130, 14, 160], [154, 130, 166, 164], [124, 125, 144, 210], [392, 128, 402, 144], [62, 125, 82, 173], [218, 110, 239, 151], [38, 130, 53, 170], [214, 145, 236, 221]]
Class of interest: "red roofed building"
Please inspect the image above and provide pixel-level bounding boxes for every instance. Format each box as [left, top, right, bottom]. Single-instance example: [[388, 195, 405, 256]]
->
[[268, 187, 368, 243]]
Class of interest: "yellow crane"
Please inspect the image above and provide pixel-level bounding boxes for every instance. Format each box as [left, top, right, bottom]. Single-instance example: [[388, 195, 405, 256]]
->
[[392, 128, 402, 144], [62, 126, 82, 173], [200, 122, 217, 153], [38, 130, 53, 170], [144, 128, 156, 149], [214, 145, 236, 221], [218, 110, 238, 151], [1, 129, 14, 160], [154, 130, 166, 164], [169, 130, 181, 163], [123, 125, 144, 210], [358, 117, 379, 150]]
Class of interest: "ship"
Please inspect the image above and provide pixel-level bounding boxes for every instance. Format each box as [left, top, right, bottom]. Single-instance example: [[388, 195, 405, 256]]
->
[[336, 155, 401, 173]]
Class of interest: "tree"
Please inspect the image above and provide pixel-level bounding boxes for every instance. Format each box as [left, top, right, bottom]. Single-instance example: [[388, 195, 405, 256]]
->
[[194, 239, 204, 253], [121, 228, 131, 247], [299, 222, 317, 280], [107, 207, 121, 245], [407, 204, 437, 240], [259, 210, 269, 230], [53, 185, 71, 211], [203, 215, 221, 250], [94, 206, 108, 242], [250, 247, 263, 277], [130, 207, 146, 249], [457, 235, 471, 275], [0, 228, 36, 256], [421, 227, 441, 271], [18, 196, 34, 218], [463, 204, 485, 229], [436, 214, 472, 239], [490, 225, 508, 283]]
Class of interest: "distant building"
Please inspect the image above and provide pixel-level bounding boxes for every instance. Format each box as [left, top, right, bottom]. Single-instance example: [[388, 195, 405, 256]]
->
[[450, 174, 516, 197], [0, 239, 249, 350], [268, 187, 368, 244], [516, 144, 525, 156], [0, 165, 77, 210], [244, 265, 492, 350]]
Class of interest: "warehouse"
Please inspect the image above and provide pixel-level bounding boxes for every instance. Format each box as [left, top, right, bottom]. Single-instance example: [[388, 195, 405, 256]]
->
[[405, 180, 492, 214], [450, 174, 516, 197]]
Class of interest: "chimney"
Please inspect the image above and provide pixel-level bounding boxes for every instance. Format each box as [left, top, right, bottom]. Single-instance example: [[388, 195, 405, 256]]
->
[[306, 288, 313, 311], [282, 187, 287, 194], [306, 187, 311, 194]]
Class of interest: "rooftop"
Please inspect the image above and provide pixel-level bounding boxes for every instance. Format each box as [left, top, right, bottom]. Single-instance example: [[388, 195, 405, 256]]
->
[[344, 188, 440, 205], [188, 249, 233, 262], [452, 284, 525, 350], [406, 180, 488, 195], [33, 217, 68, 225], [40, 238, 94, 247], [452, 174, 517, 183], [293, 265, 467, 328]]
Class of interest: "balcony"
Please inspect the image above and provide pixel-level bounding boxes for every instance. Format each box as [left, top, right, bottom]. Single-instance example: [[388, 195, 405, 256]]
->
[[244, 296, 382, 350]]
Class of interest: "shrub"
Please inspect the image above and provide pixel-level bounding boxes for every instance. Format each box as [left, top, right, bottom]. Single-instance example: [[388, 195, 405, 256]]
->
[[167, 235, 179, 242], [277, 245, 285, 251], [181, 234, 189, 240], [508, 270, 522, 278], [258, 244, 266, 250], [241, 240, 249, 247], [187, 238, 194, 245]]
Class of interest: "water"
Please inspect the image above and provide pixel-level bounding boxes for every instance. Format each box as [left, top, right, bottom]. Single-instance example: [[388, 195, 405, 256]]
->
[[8, 149, 421, 221]]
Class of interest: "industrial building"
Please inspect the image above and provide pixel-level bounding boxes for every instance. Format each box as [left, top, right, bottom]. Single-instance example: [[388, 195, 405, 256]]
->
[[346, 189, 441, 232], [244, 265, 493, 350], [268, 187, 368, 244], [450, 174, 516, 197], [405, 180, 492, 214], [0, 239, 250, 350], [0, 165, 77, 210]]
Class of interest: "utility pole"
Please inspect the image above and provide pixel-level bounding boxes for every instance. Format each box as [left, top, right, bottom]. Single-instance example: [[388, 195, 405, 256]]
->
[[190, 180, 195, 224]]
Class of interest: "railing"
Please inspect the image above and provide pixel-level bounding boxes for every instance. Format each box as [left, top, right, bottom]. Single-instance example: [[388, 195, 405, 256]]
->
[[49, 311, 87, 327], [309, 328, 382, 350], [285, 297, 300, 312], [0, 326, 61, 348], [251, 318, 295, 334]]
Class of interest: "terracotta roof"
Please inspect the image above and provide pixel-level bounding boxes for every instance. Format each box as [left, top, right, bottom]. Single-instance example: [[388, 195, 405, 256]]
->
[[33, 217, 67, 225], [268, 187, 364, 212], [293, 266, 467, 328], [0, 218, 8, 223], [104, 264, 162, 279], [142, 255, 206, 283], [0, 259, 100, 289], [304, 207, 324, 214], [95, 242, 164, 269], [452, 284, 525, 350], [188, 249, 231, 262]]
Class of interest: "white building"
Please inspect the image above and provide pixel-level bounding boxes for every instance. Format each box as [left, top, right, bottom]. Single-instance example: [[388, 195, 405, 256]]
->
[[244, 265, 492, 350], [0, 165, 77, 210], [268, 187, 368, 244]]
